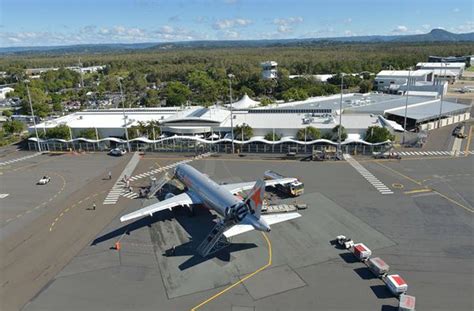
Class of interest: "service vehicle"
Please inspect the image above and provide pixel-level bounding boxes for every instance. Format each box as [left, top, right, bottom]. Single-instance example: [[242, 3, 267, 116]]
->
[[264, 170, 304, 197], [336, 235, 354, 249], [373, 151, 401, 159], [109, 148, 126, 156], [452, 124, 466, 138], [37, 176, 51, 185]]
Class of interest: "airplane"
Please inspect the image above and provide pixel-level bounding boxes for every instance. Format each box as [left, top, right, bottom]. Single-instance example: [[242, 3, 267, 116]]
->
[[120, 163, 301, 254]]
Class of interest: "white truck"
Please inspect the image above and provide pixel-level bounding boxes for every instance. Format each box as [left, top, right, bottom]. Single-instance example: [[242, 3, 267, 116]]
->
[[264, 170, 304, 197]]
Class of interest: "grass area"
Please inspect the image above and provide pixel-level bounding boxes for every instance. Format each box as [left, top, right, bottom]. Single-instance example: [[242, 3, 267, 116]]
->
[[467, 66, 474, 72]]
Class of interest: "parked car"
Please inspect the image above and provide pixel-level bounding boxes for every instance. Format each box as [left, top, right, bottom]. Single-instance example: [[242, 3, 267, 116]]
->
[[108, 148, 126, 156], [37, 176, 51, 185]]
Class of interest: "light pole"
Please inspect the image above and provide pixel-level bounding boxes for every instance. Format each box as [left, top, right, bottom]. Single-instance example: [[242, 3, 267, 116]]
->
[[118, 78, 131, 152], [25, 80, 41, 152], [338, 73, 345, 157], [437, 62, 446, 129], [402, 68, 412, 145], [228, 73, 235, 153]]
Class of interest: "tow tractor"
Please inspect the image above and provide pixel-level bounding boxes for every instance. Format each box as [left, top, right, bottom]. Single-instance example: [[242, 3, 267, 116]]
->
[[264, 170, 304, 197], [37, 175, 51, 185]]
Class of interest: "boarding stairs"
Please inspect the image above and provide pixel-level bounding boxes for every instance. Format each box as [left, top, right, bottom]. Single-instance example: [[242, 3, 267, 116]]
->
[[147, 172, 171, 199], [196, 221, 231, 257]]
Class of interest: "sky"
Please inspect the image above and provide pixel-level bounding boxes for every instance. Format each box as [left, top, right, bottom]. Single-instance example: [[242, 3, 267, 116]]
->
[[0, 0, 473, 47]]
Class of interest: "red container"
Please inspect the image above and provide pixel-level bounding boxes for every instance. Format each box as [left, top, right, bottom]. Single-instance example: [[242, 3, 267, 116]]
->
[[386, 274, 408, 295], [399, 294, 416, 311], [353, 243, 372, 260]]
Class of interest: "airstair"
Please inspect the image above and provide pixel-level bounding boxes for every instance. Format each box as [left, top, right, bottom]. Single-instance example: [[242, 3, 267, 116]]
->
[[147, 172, 171, 199], [196, 221, 231, 257]]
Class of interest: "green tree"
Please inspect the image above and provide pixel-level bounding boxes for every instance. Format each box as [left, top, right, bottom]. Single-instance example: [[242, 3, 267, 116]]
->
[[282, 87, 308, 102], [264, 131, 282, 141], [187, 70, 219, 105], [364, 126, 394, 143], [78, 128, 97, 139], [52, 102, 63, 113], [46, 124, 71, 140], [259, 96, 274, 106], [3, 120, 24, 135], [331, 125, 348, 142], [358, 80, 373, 93], [163, 82, 191, 106], [296, 126, 321, 141], [142, 89, 161, 107], [234, 123, 253, 140], [3, 110, 13, 118]]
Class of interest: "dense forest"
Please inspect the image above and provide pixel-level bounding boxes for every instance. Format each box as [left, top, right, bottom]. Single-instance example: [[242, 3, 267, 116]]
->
[[1, 42, 472, 116]]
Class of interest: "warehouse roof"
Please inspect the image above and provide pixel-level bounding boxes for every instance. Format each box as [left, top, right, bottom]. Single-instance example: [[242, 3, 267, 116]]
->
[[376, 70, 433, 77], [385, 100, 471, 123]]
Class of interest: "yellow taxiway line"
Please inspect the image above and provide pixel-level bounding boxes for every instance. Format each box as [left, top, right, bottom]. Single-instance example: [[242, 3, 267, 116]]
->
[[404, 188, 432, 194], [190, 232, 272, 311], [376, 162, 473, 213]]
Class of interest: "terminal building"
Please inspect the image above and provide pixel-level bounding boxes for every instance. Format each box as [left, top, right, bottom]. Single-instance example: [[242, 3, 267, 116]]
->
[[29, 93, 471, 153]]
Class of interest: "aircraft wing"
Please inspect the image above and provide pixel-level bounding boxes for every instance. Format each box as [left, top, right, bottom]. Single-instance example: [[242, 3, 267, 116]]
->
[[223, 212, 301, 238], [120, 192, 201, 222], [221, 178, 297, 194]]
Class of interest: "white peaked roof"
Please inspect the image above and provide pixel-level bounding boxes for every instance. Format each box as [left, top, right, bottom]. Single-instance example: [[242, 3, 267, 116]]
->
[[231, 94, 260, 109]]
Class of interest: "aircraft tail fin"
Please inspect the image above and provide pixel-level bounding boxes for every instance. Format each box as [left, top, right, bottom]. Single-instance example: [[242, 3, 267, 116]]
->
[[244, 179, 265, 219]]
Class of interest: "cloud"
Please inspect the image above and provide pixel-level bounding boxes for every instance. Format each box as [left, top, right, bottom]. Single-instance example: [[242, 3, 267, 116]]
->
[[0, 24, 204, 47], [453, 8, 460, 13], [392, 25, 408, 33], [344, 30, 353, 36], [212, 18, 252, 30], [452, 21, 474, 33], [272, 16, 303, 34], [344, 18, 352, 24], [277, 25, 292, 33], [273, 17, 303, 26], [217, 30, 240, 39], [421, 24, 431, 31]]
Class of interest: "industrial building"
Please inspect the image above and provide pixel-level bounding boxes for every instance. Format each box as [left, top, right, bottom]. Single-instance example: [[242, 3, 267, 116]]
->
[[374, 70, 447, 96], [416, 62, 466, 82], [29, 92, 470, 152], [428, 55, 472, 66]]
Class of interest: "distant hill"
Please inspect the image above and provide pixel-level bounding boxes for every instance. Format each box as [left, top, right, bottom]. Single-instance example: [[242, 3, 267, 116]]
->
[[1, 29, 473, 55]]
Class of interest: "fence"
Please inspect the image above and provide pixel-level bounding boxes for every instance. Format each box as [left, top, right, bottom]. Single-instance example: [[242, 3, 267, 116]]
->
[[28, 137, 391, 155]]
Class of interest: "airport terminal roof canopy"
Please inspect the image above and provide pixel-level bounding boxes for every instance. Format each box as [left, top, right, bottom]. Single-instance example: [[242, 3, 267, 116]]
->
[[221, 112, 381, 130], [161, 106, 229, 125], [385, 100, 471, 123], [34, 108, 179, 129], [251, 93, 439, 115], [229, 94, 260, 109]]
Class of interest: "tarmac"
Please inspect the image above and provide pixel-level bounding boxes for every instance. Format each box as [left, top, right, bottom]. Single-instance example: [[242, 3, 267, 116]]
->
[[1, 149, 473, 310]]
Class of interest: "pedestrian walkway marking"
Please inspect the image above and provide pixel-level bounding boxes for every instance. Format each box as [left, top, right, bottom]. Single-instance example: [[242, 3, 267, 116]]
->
[[121, 191, 139, 199], [0, 152, 42, 166], [344, 154, 393, 195], [128, 152, 215, 182], [103, 152, 141, 205], [0, 194, 9, 199], [398, 150, 473, 157]]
